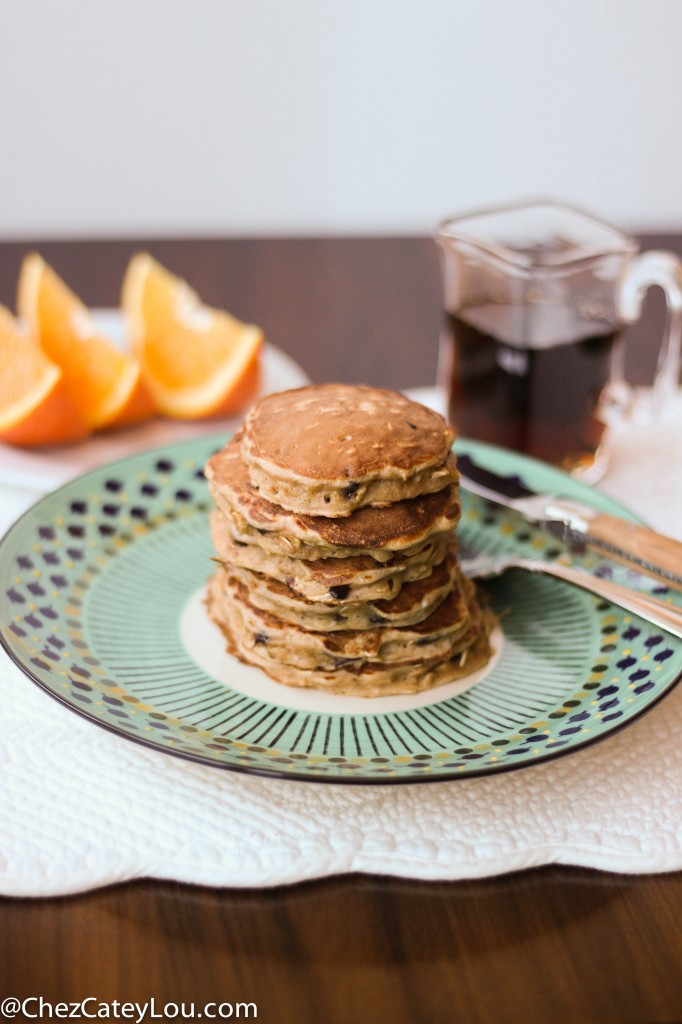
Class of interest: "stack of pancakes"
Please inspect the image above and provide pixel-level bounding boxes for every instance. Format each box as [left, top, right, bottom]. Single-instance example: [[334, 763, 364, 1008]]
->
[[205, 384, 493, 697]]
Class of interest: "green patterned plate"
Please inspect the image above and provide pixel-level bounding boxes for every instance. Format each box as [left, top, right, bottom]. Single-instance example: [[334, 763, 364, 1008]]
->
[[1, 436, 681, 784]]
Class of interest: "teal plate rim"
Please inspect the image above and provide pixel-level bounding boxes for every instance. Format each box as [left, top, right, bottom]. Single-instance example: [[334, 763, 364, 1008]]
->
[[1, 432, 679, 782]]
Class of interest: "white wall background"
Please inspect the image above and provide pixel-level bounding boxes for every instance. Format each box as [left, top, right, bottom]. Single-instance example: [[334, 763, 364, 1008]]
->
[[1, 0, 682, 239]]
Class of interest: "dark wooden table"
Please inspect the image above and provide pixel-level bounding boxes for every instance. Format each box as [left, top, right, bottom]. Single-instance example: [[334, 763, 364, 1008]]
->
[[1, 236, 681, 1024]]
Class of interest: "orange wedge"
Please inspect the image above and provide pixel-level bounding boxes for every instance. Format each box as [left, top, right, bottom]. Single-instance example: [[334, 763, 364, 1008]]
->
[[0, 304, 89, 447], [17, 254, 155, 431], [121, 253, 263, 419]]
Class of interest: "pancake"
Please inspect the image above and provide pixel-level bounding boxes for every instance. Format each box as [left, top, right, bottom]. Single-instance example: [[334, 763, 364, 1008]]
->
[[204, 384, 495, 698], [223, 551, 459, 631], [215, 572, 475, 669], [214, 490, 450, 563], [209, 501, 440, 569], [212, 521, 448, 603], [241, 384, 455, 516], [207, 571, 494, 697], [206, 434, 461, 553]]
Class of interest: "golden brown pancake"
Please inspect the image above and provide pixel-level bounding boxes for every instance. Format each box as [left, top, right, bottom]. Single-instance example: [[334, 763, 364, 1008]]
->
[[206, 434, 460, 552], [216, 495, 444, 562], [207, 571, 493, 696], [222, 552, 459, 632], [213, 572, 474, 668], [241, 384, 455, 515], [210, 508, 447, 602], [244, 383, 454, 481]]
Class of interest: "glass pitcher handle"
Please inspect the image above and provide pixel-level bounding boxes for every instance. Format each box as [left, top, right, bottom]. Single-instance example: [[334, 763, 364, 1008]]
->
[[616, 250, 682, 413]]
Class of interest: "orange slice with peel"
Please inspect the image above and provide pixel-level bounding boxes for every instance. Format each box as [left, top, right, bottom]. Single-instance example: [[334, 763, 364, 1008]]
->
[[0, 304, 89, 447], [17, 254, 155, 430], [121, 253, 263, 419]]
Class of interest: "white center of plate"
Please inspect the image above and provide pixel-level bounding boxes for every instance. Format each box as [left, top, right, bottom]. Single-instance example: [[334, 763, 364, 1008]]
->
[[180, 587, 502, 715]]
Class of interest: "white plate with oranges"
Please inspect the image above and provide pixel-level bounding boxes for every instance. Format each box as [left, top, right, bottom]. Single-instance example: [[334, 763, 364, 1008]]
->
[[0, 255, 309, 491]]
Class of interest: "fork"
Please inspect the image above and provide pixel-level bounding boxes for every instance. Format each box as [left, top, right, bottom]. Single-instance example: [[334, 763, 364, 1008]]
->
[[460, 547, 682, 639]]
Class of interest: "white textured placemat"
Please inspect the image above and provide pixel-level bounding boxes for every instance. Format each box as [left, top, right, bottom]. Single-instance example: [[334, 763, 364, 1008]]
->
[[1, 393, 682, 897]]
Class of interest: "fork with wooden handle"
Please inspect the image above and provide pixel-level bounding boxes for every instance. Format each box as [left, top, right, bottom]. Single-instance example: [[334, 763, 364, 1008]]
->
[[461, 550, 682, 639]]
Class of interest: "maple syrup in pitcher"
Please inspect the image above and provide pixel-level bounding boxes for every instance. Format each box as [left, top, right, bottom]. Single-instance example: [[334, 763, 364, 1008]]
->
[[438, 201, 682, 478], [442, 301, 619, 471]]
